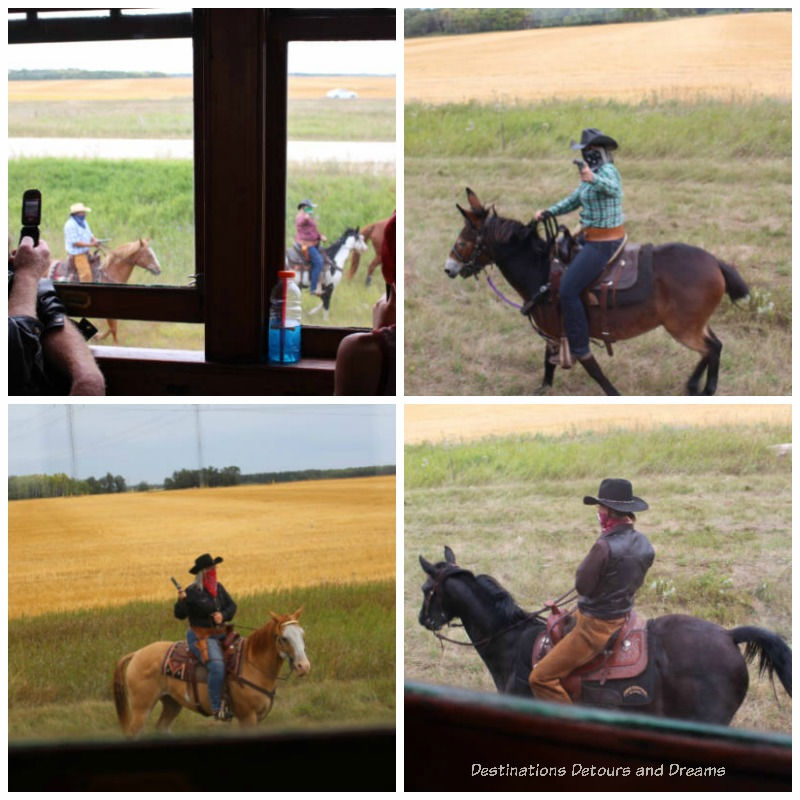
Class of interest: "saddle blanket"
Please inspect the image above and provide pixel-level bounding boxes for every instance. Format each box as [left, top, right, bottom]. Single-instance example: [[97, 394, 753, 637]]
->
[[161, 636, 244, 684]]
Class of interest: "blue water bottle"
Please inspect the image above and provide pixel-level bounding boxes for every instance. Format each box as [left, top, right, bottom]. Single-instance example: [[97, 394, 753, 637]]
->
[[268, 270, 302, 363]]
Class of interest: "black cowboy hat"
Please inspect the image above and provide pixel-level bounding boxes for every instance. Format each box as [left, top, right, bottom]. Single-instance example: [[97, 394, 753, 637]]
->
[[583, 479, 648, 513], [189, 553, 224, 574], [570, 128, 618, 151]]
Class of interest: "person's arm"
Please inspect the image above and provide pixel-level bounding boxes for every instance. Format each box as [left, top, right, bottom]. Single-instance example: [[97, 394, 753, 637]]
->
[[41, 320, 105, 395], [334, 333, 384, 395], [591, 163, 623, 198], [575, 538, 610, 597], [8, 237, 48, 317], [219, 585, 237, 621], [547, 187, 582, 217]]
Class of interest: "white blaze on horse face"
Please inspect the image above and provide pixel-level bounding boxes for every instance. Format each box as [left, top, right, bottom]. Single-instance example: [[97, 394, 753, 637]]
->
[[281, 623, 310, 676], [445, 256, 463, 277]]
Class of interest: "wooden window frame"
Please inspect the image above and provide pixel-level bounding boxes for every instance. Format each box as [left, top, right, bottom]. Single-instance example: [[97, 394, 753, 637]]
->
[[8, 8, 396, 394]]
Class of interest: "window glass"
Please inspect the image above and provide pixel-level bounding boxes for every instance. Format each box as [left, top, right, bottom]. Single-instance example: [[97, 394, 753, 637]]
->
[[8, 31, 198, 348], [286, 41, 395, 328]]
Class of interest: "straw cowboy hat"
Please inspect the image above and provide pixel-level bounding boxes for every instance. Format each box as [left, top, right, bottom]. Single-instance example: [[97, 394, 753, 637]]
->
[[583, 478, 649, 513], [570, 128, 619, 151], [189, 553, 224, 574], [69, 202, 91, 214]]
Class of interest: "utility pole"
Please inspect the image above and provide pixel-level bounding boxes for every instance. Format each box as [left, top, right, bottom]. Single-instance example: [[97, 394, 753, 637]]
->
[[67, 406, 77, 480], [195, 405, 205, 487]]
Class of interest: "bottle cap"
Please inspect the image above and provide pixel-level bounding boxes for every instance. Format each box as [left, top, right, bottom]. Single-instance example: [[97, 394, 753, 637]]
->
[[278, 270, 295, 278]]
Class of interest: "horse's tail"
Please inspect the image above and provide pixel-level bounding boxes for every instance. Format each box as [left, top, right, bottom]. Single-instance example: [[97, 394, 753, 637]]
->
[[731, 626, 792, 698], [718, 260, 750, 303], [113, 652, 135, 733]]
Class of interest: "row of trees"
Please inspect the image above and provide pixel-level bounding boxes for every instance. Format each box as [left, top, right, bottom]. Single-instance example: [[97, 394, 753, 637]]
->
[[8, 472, 127, 500], [404, 8, 769, 38], [8, 465, 396, 499], [9, 68, 169, 80]]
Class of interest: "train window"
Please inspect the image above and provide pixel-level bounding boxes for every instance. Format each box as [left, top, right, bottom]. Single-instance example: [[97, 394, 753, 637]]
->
[[8, 9, 396, 391], [285, 41, 396, 329]]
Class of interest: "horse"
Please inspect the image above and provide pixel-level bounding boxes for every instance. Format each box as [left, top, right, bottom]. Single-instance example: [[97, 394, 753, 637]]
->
[[418, 547, 791, 726], [346, 216, 390, 285], [113, 608, 309, 738], [445, 188, 750, 395], [286, 227, 367, 319], [49, 238, 162, 345]]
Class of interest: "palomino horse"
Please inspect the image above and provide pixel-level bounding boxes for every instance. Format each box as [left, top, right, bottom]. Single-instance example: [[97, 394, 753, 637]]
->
[[419, 547, 791, 725], [49, 239, 162, 345], [346, 216, 390, 285], [113, 608, 309, 737], [286, 227, 367, 319], [445, 189, 750, 395]]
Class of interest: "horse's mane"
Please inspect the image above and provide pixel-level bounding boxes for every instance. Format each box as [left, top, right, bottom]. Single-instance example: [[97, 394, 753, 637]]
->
[[107, 240, 143, 263], [475, 573, 529, 625], [484, 212, 547, 253], [246, 617, 280, 660]]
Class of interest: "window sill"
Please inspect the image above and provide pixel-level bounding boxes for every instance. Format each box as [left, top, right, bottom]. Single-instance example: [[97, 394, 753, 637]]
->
[[91, 345, 334, 396]]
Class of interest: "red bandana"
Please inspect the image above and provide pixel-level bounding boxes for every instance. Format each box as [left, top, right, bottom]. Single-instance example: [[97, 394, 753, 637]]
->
[[203, 568, 218, 597], [598, 508, 629, 533]]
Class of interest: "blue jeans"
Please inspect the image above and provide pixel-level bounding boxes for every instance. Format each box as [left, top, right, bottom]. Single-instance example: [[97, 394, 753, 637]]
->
[[308, 246, 324, 292], [187, 629, 225, 712], [559, 238, 623, 358]]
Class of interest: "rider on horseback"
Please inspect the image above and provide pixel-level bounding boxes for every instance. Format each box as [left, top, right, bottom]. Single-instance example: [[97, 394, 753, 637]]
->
[[535, 128, 625, 366], [529, 479, 654, 704], [63, 202, 100, 283], [174, 553, 238, 721], [295, 199, 327, 295]]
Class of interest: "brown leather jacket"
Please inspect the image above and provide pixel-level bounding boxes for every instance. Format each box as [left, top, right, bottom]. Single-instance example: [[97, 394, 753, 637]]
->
[[575, 522, 654, 620]]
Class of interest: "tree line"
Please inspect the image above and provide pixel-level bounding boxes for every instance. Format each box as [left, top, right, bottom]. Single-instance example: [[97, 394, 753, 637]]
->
[[9, 68, 171, 80], [8, 464, 395, 500], [404, 8, 775, 38]]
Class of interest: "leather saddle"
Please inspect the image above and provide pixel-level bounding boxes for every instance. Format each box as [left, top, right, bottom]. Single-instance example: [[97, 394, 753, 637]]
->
[[161, 627, 244, 715], [532, 603, 650, 705]]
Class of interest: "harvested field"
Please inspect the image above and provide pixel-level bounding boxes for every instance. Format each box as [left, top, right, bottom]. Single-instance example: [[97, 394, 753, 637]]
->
[[405, 404, 790, 444], [405, 12, 790, 103], [9, 476, 395, 619], [9, 75, 395, 102]]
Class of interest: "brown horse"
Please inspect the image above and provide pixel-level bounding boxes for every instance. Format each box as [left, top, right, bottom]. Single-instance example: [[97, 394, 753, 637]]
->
[[346, 216, 390, 284], [49, 239, 162, 345], [445, 189, 750, 395], [113, 608, 309, 737]]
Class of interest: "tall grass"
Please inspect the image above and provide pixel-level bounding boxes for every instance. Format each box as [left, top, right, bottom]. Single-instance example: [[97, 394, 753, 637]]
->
[[10, 581, 394, 740]]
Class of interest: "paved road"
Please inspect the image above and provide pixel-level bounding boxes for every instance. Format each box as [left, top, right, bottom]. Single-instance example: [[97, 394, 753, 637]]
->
[[8, 137, 395, 165]]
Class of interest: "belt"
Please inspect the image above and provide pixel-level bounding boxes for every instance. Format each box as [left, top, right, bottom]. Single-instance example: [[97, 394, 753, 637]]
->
[[584, 225, 625, 242]]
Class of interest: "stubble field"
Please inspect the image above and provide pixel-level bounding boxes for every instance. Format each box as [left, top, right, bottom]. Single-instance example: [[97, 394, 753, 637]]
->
[[9, 475, 395, 619]]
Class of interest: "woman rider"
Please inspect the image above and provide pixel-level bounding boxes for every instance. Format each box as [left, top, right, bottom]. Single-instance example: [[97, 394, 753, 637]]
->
[[535, 128, 625, 366], [529, 478, 655, 704], [174, 553, 237, 720], [294, 199, 327, 295]]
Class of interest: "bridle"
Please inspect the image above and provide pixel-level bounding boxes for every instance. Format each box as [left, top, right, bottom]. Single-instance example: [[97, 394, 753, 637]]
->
[[238, 619, 304, 695], [422, 566, 577, 650], [451, 221, 493, 278]]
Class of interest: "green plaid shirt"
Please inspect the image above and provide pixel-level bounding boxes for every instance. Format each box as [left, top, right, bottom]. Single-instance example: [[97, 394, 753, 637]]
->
[[547, 163, 624, 228]]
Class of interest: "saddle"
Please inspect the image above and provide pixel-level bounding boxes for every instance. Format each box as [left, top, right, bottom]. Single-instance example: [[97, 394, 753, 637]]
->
[[532, 603, 653, 707], [161, 627, 244, 716]]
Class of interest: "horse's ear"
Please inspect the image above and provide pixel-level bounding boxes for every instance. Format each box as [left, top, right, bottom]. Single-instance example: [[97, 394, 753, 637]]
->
[[140, 238, 149, 246], [291, 606, 304, 620], [466, 187, 483, 213], [444, 546, 456, 564], [269, 611, 280, 623], [420, 555, 436, 576], [457, 204, 481, 230]]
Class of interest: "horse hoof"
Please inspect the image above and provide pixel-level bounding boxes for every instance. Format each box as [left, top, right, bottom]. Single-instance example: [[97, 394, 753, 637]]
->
[[534, 383, 552, 396]]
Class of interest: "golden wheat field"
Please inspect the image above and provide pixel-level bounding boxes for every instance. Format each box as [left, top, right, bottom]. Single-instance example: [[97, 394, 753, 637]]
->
[[8, 476, 394, 619], [8, 75, 396, 102], [405, 404, 790, 445], [405, 12, 791, 104]]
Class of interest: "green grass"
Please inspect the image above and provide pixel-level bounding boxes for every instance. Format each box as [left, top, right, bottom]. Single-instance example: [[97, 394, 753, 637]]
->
[[9, 159, 395, 340], [404, 423, 791, 733], [9, 97, 395, 142], [10, 580, 394, 741], [404, 98, 791, 395]]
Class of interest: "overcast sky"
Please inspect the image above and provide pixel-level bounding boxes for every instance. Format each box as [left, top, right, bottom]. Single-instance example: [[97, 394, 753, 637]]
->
[[8, 37, 396, 76], [8, 405, 396, 484]]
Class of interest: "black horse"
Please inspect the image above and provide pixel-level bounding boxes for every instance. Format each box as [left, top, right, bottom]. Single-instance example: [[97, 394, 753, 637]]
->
[[418, 547, 791, 725], [445, 188, 750, 395]]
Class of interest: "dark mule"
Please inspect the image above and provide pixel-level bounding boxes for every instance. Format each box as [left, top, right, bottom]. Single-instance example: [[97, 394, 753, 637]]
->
[[445, 188, 750, 395], [418, 547, 791, 725]]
